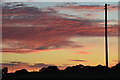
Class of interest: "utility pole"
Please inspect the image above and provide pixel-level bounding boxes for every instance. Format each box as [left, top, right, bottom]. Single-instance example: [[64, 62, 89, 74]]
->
[[105, 4, 109, 68]]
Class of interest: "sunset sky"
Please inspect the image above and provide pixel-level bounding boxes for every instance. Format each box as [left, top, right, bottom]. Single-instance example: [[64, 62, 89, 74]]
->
[[1, 2, 118, 72]]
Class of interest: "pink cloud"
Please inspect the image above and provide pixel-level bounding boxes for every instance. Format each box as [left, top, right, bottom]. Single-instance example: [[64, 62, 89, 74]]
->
[[74, 52, 92, 54], [2, 3, 118, 54]]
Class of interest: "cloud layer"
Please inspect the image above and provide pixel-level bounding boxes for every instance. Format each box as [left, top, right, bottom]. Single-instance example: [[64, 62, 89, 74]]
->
[[2, 3, 118, 54]]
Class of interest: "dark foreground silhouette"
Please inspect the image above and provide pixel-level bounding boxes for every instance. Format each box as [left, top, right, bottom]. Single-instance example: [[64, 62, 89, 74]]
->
[[2, 63, 120, 80]]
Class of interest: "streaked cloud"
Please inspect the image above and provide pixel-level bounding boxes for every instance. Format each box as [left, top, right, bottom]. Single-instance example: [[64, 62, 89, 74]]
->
[[69, 59, 88, 62], [73, 52, 92, 54], [28, 63, 54, 68], [112, 60, 120, 62], [1, 61, 54, 72], [2, 3, 118, 54], [1, 61, 29, 67], [1, 61, 66, 72]]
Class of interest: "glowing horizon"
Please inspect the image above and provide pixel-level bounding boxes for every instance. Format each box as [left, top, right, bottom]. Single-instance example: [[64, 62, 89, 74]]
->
[[1, 2, 118, 73]]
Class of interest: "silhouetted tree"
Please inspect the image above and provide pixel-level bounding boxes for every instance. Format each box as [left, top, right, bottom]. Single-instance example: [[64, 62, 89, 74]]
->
[[71, 65, 81, 72], [82, 66, 94, 72], [64, 66, 73, 72], [15, 69, 28, 74], [64, 65, 84, 72], [78, 64, 84, 68], [40, 66, 59, 73], [2, 67, 8, 74], [64, 64, 110, 72], [94, 64, 109, 72], [112, 62, 120, 72], [39, 67, 46, 72]]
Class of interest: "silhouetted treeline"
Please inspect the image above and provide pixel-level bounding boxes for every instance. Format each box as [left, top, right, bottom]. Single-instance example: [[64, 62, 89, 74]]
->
[[15, 69, 28, 74], [2, 67, 8, 74], [39, 63, 120, 73], [40, 66, 59, 73], [2, 62, 120, 74]]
